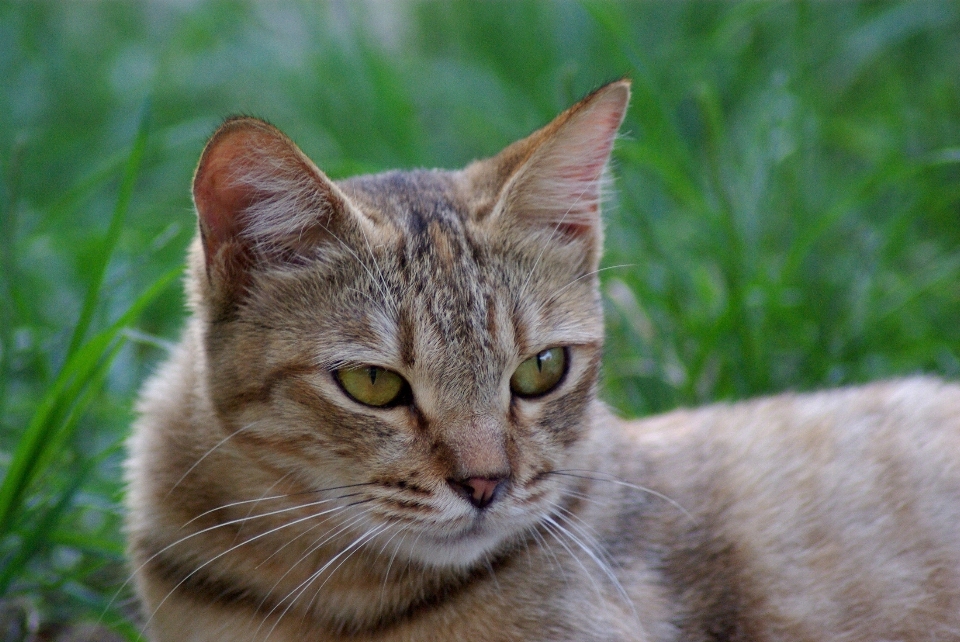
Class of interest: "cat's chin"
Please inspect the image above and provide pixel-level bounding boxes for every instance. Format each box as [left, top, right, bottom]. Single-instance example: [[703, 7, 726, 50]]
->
[[387, 520, 527, 570]]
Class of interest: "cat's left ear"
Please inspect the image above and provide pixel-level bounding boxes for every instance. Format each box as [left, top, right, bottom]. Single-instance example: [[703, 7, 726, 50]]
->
[[466, 80, 630, 258]]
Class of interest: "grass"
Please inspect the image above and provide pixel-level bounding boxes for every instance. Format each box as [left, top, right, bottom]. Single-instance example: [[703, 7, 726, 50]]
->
[[1, 1, 959, 638]]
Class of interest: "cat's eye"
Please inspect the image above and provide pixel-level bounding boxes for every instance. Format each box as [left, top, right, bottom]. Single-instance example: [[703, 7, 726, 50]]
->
[[510, 347, 568, 398], [335, 366, 410, 408]]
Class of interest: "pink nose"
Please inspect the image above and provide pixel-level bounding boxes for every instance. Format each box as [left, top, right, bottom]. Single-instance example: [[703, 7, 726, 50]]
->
[[449, 476, 504, 509]]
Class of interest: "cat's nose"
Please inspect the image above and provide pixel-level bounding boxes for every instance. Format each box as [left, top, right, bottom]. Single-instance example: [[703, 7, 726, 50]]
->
[[449, 476, 505, 510]]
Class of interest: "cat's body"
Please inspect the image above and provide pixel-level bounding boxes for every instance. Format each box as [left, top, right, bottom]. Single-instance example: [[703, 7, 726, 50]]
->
[[125, 81, 960, 641]]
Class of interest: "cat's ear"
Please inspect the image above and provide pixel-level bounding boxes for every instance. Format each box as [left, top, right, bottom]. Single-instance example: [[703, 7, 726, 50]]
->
[[466, 80, 629, 256], [192, 117, 357, 308]]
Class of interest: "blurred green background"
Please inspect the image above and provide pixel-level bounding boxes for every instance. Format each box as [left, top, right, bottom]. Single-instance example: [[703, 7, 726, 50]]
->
[[2, 1, 959, 638]]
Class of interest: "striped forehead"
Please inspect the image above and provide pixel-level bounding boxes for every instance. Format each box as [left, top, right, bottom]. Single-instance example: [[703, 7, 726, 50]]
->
[[339, 170, 466, 232], [339, 168, 488, 304], [338, 171, 506, 378]]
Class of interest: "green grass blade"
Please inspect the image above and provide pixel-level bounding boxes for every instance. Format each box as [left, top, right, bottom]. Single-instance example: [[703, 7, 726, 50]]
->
[[65, 99, 151, 360], [0, 433, 110, 594], [0, 267, 179, 540]]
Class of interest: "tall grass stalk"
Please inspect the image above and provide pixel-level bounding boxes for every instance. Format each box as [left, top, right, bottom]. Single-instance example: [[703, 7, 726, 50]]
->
[[0, 104, 177, 636]]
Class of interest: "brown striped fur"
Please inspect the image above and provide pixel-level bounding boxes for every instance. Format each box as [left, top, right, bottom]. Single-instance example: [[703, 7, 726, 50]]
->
[[126, 81, 960, 641]]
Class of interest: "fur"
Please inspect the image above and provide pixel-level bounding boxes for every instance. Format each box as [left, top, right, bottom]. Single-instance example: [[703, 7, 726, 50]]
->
[[125, 80, 960, 641]]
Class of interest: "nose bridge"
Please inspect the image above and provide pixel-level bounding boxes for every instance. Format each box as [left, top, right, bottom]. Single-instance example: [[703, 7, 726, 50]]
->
[[441, 409, 510, 480]]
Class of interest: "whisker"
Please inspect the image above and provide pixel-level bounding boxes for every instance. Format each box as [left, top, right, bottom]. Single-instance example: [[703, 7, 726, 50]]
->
[[377, 528, 409, 609], [298, 523, 392, 633], [548, 264, 637, 302], [183, 491, 366, 533], [552, 504, 608, 553], [483, 557, 502, 596], [556, 486, 608, 507], [400, 528, 427, 585], [256, 510, 370, 596], [528, 524, 566, 584], [522, 536, 534, 571], [231, 471, 296, 546], [138, 498, 376, 636], [180, 481, 377, 530], [540, 516, 604, 599], [547, 469, 695, 522], [164, 420, 262, 498], [550, 505, 623, 585], [248, 511, 374, 636], [259, 523, 388, 641], [102, 487, 373, 635], [253, 506, 343, 570], [542, 511, 643, 633]]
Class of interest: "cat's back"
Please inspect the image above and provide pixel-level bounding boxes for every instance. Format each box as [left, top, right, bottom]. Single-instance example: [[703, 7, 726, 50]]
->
[[614, 377, 960, 640]]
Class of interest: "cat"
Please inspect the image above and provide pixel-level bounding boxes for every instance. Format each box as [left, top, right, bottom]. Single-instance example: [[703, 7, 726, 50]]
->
[[124, 79, 960, 641]]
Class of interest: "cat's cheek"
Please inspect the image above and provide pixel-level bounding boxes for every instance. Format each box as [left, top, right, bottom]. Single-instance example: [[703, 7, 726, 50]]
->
[[510, 349, 599, 448], [221, 384, 406, 479]]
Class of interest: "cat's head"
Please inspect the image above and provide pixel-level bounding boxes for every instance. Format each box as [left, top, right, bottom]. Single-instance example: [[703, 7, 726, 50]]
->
[[187, 81, 629, 568]]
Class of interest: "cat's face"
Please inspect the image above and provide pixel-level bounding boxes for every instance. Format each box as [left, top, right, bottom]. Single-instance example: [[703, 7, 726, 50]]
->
[[189, 82, 629, 569]]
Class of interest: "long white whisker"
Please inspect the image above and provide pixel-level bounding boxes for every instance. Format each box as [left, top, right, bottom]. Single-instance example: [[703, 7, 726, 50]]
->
[[542, 512, 643, 632], [140, 499, 372, 636], [103, 489, 372, 636], [528, 523, 567, 586], [253, 504, 348, 570], [255, 511, 370, 601], [550, 506, 622, 584], [259, 523, 388, 641], [245, 511, 375, 638], [556, 486, 610, 508], [298, 523, 392, 631], [540, 516, 605, 599], [180, 482, 376, 530], [549, 264, 636, 302], [550, 509, 640, 624], [231, 471, 296, 546], [164, 420, 262, 498], [377, 528, 409, 610], [550, 470, 695, 522], [484, 557, 502, 595]]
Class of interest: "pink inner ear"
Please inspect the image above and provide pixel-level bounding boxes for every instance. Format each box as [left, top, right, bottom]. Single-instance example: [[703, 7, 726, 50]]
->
[[502, 83, 629, 241], [558, 107, 623, 184], [195, 170, 242, 263], [193, 129, 264, 265]]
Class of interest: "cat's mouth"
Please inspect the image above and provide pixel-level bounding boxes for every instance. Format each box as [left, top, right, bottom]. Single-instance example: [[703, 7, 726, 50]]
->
[[360, 473, 555, 568]]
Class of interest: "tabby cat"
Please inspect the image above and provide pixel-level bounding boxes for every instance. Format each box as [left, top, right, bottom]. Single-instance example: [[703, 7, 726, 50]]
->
[[125, 80, 960, 641]]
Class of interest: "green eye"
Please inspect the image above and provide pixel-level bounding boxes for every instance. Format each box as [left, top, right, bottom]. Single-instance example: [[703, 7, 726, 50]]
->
[[510, 347, 568, 398], [336, 366, 409, 407]]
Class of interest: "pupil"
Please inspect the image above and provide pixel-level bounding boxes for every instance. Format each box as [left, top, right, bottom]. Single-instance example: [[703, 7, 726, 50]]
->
[[536, 350, 550, 372], [368, 367, 378, 385]]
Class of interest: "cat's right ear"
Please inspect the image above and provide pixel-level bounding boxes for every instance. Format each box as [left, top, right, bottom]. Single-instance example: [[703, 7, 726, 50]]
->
[[192, 117, 356, 312]]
